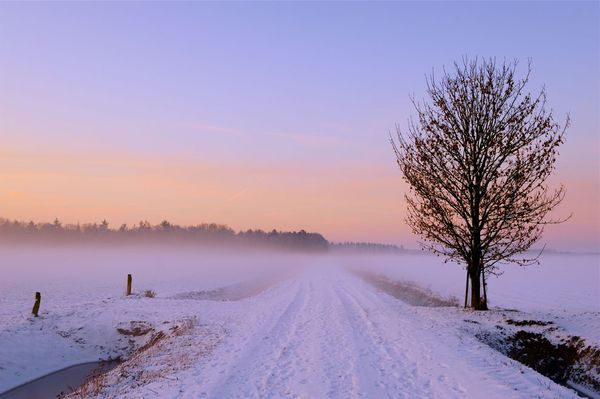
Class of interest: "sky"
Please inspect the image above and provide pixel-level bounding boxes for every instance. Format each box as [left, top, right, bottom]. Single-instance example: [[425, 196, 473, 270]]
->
[[0, 1, 598, 251]]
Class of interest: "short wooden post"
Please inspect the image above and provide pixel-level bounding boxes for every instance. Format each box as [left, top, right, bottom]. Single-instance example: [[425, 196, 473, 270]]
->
[[32, 292, 41, 317], [127, 274, 132, 296]]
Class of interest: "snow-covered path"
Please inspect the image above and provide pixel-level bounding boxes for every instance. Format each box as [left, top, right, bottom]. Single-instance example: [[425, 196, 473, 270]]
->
[[1, 264, 583, 398], [155, 266, 577, 399]]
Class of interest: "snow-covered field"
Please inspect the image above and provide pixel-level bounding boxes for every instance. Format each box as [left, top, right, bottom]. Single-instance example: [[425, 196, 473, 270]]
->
[[344, 252, 599, 314], [0, 246, 298, 328], [0, 246, 598, 397]]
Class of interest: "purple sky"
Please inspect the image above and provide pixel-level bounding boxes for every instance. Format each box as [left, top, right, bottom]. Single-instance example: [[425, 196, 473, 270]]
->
[[0, 1, 598, 251]]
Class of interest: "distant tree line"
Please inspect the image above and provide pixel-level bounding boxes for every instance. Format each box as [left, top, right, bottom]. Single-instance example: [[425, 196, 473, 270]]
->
[[0, 218, 329, 251], [331, 242, 404, 253]]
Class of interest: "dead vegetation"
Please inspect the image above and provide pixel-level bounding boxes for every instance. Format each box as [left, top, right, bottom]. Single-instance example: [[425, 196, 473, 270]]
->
[[355, 271, 458, 307], [171, 278, 276, 301], [477, 322, 600, 396], [65, 317, 224, 398], [63, 367, 107, 398], [507, 331, 580, 384], [506, 319, 553, 327], [506, 331, 600, 393]]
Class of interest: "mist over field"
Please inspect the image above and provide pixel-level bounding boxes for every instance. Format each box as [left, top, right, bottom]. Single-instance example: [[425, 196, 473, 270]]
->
[[2, 245, 597, 320], [1, 1, 599, 398]]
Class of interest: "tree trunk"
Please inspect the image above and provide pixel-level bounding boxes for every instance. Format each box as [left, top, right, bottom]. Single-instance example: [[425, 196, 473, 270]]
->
[[464, 269, 469, 308], [469, 267, 488, 310], [482, 267, 488, 308], [469, 182, 487, 310], [469, 269, 480, 309]]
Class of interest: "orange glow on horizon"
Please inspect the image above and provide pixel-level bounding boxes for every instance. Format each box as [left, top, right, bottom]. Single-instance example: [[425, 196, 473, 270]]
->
[[0, 143, 597, 251], [0, 145, 408, 243]]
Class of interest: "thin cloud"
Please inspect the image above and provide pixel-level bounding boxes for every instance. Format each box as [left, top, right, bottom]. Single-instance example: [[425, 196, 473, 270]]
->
[[267, 131, 344, 148], [185, 121, 346, 149], [186, 123, 241, 136]]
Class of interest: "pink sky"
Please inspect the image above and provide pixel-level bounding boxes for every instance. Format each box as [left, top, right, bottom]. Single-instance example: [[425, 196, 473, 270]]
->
[[0, 2, 598, 251]]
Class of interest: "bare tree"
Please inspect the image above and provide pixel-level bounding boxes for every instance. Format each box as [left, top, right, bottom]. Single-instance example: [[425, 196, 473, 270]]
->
[[391, 58, 569, 310]]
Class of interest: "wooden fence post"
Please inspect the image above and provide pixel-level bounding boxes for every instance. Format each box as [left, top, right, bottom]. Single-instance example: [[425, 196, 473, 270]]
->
[[32, 292, 41, 317], [127, 274, 132, 296]]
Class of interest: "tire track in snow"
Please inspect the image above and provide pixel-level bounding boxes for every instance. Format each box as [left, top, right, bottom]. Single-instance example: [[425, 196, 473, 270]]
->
[[333, 280, 422, 398], [260, 280, 313, 398], [217, 273, 364, 398], [305, 276, 362, 398], [203, 270, 367, 398], [205, 278, 311, 398], [337, 275, 468, 398]]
